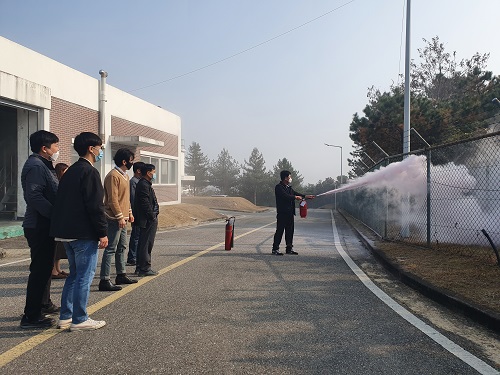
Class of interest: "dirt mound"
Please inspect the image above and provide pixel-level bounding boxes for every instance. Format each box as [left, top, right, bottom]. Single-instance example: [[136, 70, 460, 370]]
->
[[157, 203, 226, 229], [156, 197, 268, 230], [182, 196, 269, 213]]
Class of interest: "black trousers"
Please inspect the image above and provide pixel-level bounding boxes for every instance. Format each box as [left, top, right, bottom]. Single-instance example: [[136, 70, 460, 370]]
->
[[137, 218, 158, 272], [272, 213, 294, 251], [23, 221, 55, 320]]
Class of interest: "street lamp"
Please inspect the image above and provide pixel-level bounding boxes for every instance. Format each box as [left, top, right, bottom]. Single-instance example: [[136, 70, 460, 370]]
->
[[324, 143, 343, 185]]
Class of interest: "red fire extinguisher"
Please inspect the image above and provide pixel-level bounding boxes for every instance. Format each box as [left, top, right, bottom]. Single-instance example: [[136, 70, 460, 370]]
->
[[299, 199, 308, 218], [225, 216, 235, 250]]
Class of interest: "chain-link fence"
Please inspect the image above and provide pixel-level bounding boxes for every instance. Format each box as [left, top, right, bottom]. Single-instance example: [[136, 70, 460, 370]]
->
[[319, 131, 500, 264]]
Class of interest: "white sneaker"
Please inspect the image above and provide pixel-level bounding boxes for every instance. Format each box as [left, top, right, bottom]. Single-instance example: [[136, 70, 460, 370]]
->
[[57, 318, 72, 329], [69, 318, 106, 332]]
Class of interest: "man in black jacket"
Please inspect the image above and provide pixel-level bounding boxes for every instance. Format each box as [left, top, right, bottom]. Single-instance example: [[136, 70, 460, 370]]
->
[[50, 132, 109, 331], [272, 170, 315, 256], [20, 130, 60, 329], [134, 163, 159, 276]]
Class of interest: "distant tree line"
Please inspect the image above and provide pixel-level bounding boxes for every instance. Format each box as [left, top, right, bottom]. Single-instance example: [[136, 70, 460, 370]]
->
[[185, 143, 342, 206], [349, 36, 500, 177]]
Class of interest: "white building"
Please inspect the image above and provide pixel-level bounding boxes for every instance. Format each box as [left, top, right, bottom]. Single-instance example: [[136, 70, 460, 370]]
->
[[0, 36, 184, 220]]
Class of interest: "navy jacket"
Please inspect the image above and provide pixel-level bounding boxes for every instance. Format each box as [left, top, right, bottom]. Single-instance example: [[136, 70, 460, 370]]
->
[[274, 182, 305, 216], [133, 178, 159, 229], [21, 154, 59, 229], [130, 175, 140, 210], [50, 158, 107, 240]]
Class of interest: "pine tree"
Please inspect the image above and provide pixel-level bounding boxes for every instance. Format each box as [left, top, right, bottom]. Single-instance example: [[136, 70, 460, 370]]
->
[[272, 158, 304, 191], [239, 148, 273, 205], [185, 142, 210, 196], [209, 148, 240, 195]]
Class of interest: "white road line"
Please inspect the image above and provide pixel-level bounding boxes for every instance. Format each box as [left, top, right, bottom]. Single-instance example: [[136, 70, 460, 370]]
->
[[330, 211, 499, 375], [0, 258, 30, 267]]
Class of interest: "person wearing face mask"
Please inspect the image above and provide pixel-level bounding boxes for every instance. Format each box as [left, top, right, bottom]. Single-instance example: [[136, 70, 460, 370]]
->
[[50, 132, 108, 331], [126, 161, 145, 266], [134, 163, 160, 276], [271, 170, 315, 256], [20, 130, 60, 329], [98, 148, 137, 291]]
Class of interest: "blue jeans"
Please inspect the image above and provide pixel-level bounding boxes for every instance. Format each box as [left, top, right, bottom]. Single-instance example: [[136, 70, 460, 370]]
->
[[127, 224, 140, 263], [59, 240, 99, 324], [100, 219, 127, 280]]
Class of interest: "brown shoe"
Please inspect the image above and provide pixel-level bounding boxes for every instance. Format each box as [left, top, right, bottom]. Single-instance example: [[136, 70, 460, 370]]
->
[[52, 273, 68, 279]]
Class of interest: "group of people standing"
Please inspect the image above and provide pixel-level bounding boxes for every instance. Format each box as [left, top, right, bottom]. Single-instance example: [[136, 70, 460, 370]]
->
[[20, 130, 159, 331], [19, 129, 313, 332]]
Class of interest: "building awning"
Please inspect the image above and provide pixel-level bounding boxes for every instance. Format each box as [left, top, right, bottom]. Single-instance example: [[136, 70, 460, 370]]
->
[[109, 135, 164, 147]]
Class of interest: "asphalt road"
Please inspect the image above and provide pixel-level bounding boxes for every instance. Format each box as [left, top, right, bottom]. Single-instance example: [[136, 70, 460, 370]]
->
[[0, 209, 498, 374]]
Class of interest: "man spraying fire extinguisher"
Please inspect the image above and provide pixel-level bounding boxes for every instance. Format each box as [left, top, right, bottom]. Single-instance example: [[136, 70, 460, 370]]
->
[[271, 170, 315, 256]]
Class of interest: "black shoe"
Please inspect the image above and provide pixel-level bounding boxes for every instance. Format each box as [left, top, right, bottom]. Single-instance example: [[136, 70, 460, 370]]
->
[[20, 315, 55, 329], [98, 279, 123, 291], [115, 274, 138, 285], [41, 303, 60, 315], [138, 269, 159, 277], [272, 250, 284, 256], [126, 260, 136, 266], [286, 250, 298, 255]]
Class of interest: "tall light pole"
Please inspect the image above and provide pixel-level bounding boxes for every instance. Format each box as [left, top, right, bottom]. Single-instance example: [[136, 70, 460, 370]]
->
[[324, 144, 343, 185], [401, 0, 411, 238], [403, 0, 411, 156]]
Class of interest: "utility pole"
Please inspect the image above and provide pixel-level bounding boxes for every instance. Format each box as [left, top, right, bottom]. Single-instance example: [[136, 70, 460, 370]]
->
[[401, 0, 411, 238], [403, 0, 411, 156]]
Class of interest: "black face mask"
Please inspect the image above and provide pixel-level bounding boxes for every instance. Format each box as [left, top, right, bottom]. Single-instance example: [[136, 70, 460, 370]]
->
[[125, 161, 133, 170]]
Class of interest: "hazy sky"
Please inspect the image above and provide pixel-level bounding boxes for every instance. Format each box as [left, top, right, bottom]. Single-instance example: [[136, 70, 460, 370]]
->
[[1, 1, 499, 184]]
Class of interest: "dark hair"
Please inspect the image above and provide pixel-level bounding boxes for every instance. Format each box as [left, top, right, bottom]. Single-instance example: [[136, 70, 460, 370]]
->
[[55, 162, 69, 180], [73, 132, 102, 157], [30, 130, 59, 153], [113, 148, 135, 167], [133, 161, 145, 173], [140, 163, 156, 176], [280, 170, 291, 181]]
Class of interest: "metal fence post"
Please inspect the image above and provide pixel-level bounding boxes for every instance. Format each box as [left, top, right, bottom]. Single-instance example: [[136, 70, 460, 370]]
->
[[427, 149, 431, 247]]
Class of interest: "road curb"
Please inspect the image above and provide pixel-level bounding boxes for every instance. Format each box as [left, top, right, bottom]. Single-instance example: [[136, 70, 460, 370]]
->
[[338, 210, 500, 334], [0, 225, 23, 240]]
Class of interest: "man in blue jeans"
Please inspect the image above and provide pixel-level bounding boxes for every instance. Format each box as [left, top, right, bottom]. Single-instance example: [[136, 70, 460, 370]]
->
[[50, 132, 108, 331], [99, 148, 137, 291]]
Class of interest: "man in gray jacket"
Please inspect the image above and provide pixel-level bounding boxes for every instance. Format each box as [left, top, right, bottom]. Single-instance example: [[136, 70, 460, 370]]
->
[[20, 130, 60, 329], [126, 161, 144, 266]]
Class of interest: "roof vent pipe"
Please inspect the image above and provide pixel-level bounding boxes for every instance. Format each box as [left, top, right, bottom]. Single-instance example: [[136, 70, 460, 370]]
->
[[99, 70, 108, 142]]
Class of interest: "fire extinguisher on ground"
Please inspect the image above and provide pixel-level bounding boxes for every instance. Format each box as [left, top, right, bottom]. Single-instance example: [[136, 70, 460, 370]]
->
[[225, 216, 235, 250], [299, 199, 308, 218]]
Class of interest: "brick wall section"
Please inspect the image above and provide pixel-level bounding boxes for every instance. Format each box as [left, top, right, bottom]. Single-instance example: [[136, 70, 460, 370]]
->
[[111, 116, 178, 157], [49, 104, 179, 203], [50, 97, 99, 166], [112, 116, 179, 203]]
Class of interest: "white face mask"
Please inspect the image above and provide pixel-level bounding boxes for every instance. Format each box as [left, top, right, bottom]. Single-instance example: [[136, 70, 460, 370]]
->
[[50, 151, 60, 162], [288, 177, 292, 184]]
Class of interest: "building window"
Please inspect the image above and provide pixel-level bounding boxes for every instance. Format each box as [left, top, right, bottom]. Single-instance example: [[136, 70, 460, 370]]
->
[[140, 155, 177, 185], [160, 159, 169, 185]]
